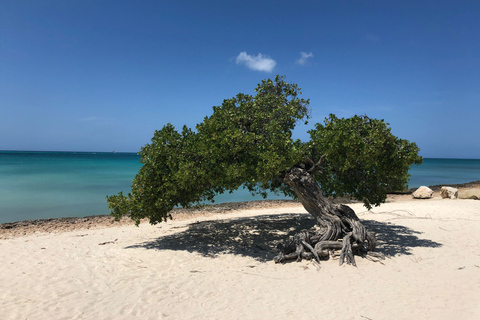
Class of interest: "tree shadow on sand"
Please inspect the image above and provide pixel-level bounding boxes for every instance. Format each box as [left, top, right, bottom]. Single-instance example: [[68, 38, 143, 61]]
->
[[362, 219, 442, 257], [126, 213, 442, 262]]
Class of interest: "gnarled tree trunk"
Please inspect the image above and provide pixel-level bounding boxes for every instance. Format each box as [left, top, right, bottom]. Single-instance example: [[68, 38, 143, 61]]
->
[[274, 167, 381, 266]]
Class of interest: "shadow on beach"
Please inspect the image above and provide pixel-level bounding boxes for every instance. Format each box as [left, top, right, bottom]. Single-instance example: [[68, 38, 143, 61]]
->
[[362, 219, 442, 257], [126, 213, 442, 262]]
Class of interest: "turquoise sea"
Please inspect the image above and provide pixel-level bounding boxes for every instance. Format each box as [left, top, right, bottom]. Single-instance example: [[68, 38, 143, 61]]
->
[[1, 151, 479, 224]]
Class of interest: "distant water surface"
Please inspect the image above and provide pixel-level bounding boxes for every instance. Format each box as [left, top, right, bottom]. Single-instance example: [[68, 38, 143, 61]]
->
[[0, 152, 142, 223], [408, 158, 480, 187], [1, 151, 479, 223]]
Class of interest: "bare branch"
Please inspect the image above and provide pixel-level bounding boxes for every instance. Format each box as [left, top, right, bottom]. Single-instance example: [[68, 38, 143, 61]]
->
[[307, 154, 326, 175], [315, 154, 326, 168]]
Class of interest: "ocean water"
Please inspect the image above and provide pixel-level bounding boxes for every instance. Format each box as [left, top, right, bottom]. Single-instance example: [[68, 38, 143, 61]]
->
[[1, 151, 479, 224], [0, 152, 142, 224], [408, 158, 480, 188]]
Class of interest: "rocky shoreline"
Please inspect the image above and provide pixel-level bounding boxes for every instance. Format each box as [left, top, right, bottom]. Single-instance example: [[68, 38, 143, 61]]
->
[[424, 180, 480, 192]]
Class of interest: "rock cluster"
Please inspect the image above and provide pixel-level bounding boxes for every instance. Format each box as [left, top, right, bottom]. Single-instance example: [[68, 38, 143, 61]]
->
[[412, 185, 479, 200]]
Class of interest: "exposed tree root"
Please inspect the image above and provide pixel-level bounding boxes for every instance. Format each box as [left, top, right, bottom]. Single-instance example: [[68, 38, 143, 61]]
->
[[274, 166, 386, 267], [274, 228, 385, 266]]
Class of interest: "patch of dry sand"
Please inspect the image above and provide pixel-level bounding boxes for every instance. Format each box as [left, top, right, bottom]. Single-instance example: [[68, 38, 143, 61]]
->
[[1, 198, 480, 319]]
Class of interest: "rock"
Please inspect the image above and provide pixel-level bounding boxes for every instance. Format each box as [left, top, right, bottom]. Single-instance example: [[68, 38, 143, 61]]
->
[[412, 186, 434, 199], [440, 186, 458, 199], [458, 189, 480, 200]]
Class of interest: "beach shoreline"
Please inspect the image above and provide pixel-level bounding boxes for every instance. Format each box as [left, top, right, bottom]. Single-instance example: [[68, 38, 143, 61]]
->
[[2, 192, 480, 319], [2, 181, 479, 239]]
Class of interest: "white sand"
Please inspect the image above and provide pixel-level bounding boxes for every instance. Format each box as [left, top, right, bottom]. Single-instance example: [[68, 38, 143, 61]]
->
[[1, 199, 480, 320]]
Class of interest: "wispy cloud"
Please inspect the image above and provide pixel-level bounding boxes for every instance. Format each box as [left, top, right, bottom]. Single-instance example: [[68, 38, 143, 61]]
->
[[365, 33, 380, 43], [78, 116, 111, 124], [235, 52, 276, 72], [79, 116, 100, 122], [296, 52, 314, 65]]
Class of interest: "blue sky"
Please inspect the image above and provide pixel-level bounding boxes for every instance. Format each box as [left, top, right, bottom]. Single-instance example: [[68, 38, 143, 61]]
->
[[1, 0, 479, 158]]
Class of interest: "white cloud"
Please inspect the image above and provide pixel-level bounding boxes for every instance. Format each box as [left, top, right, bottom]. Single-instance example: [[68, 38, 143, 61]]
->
[[296, 52, 314, 65], [235, 52, 276, 72]]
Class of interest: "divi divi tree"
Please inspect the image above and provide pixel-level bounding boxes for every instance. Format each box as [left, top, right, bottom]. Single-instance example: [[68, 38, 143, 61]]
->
[[107, 76, 422, 266]]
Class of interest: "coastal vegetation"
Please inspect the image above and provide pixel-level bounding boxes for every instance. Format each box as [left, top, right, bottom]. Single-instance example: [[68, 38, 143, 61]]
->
[[107, 76, 422, 265]]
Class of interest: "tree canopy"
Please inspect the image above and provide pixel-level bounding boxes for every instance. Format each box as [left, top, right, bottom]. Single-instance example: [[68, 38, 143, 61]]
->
[[107, 76, 422, 225]]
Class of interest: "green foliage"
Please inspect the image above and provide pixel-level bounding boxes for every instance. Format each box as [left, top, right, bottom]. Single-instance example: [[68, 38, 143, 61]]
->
[[308, 114, 422, 209], [107, 76, 309, 224], [107, 76, 422, 224]]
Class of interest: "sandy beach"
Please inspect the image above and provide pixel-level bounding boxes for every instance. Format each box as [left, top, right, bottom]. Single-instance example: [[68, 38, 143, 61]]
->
[[1, 194, 480, 319]]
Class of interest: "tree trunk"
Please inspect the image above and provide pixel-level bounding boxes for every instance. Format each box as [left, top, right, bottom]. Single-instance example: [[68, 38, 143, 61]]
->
[[274, 166, 380, 266]]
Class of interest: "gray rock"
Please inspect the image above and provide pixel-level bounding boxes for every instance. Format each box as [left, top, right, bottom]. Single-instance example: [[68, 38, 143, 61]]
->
[[412, 186, 434, 199], [440, 186, 458, 199], [458, 189, 480, 200]]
